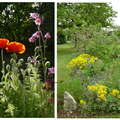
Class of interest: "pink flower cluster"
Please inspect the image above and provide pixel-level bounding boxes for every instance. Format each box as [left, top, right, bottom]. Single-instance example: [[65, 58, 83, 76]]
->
[[29, 13, 51, 43], [42, 67, 54, 91]]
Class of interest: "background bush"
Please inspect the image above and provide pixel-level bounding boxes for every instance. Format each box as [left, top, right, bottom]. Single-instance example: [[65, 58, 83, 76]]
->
[[57, 29, 66, 44]]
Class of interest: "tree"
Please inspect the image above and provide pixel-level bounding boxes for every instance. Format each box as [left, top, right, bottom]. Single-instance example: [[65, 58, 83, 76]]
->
[[57, 3, 117, 46], [58, 3, 117, 28]]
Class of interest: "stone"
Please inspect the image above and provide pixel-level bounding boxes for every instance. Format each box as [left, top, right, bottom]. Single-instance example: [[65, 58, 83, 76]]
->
[[63, 91, 77, 111]]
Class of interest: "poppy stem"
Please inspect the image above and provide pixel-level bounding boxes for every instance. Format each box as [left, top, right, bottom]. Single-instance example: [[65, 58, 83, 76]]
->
[[1, 48, 5, 76]]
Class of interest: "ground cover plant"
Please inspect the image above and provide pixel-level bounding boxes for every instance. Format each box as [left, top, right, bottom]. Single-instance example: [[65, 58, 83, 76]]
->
[[0, 12, 54, 118]]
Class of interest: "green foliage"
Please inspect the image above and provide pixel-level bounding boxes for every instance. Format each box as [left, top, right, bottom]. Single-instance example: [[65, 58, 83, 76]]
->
[[71, 24, 120, 63], [57, 3, 117, 29], [57, 3, 117, 49], [57, 29, 66, 44], [0, 53, 54, 117]]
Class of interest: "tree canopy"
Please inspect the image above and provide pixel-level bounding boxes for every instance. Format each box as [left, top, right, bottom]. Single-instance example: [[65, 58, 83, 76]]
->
[[57, 3, 117, 29]]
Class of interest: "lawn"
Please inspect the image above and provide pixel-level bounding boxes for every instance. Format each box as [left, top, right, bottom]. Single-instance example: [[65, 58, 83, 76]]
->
[[57, 43, 72, 83], [57, 43, 120, 118]]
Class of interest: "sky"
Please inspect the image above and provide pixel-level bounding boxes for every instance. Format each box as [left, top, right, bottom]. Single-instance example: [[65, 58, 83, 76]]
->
[[110, 2, 120, 26]]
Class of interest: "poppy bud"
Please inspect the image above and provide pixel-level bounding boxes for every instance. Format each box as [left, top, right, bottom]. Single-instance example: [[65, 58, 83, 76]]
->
[[27, 56, 31, 62], [34, 46, 40, 53], [1, 76, 5, 81], [19, 59, 24, 64], [11, 53, 17, 60], [6, 64, 10, 71], [10, 58, 15, 65], [45, 61, 50, 68]]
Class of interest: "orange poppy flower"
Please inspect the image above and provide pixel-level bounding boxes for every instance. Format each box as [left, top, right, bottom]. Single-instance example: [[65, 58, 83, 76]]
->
[[6, 42, 26, 54], [0, 38, 9, 49]]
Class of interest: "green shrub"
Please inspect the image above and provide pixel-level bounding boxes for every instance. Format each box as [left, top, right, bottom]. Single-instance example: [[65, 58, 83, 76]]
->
[[57, 29, 66, 44]]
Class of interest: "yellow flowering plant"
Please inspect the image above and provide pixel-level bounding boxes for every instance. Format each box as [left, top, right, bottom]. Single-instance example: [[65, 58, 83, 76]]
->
[[80, 100, 86, 105], [81, 83, 120, 113], [66, 54, 104, 75], [87, 84, 107, 102]]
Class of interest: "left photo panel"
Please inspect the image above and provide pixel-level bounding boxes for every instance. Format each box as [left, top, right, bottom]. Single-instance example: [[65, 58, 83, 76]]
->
[[0, 2, 55, 118]]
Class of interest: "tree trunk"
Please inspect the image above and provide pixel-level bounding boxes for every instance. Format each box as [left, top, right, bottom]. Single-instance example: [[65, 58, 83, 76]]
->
[[74, 32, 77, 48]]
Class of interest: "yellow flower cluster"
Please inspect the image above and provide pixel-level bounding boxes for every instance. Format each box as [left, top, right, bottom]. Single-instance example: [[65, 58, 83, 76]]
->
[[110, 89, 119, 96], [87, 84, 107, 101], [80, 100, 86, 105], [66, 54, 101, 73]]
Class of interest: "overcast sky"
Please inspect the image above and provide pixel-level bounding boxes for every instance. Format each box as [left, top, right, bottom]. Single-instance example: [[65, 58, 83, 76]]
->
[[110, 2, 120, 26]]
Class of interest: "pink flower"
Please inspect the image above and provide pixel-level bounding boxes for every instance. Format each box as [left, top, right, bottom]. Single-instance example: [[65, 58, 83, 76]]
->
[[30, 13, 39, 19], [47, 97, 54, 104], [41, 17, 45, 22], [35, 18, 41, 25], [42, 86, 46, 90], [44, 32, 51, 39], [48, 72, 52, 77], [45, 80, 51, 86], [29, 36, 36, 42], [32, 31, 39, 38], [48, 67, 54, 74], [46, 86, 51, 90]]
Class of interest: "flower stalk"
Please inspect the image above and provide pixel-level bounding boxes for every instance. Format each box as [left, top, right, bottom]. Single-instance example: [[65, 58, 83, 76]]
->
[[1, 48, 5, 77], [38, 25, 46, 82]]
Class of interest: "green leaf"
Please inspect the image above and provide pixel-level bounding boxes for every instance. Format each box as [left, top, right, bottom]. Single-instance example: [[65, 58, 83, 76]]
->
[[113, 107, 116, 110], [11, 83, 17, 92], [5, 103, 15, 117]]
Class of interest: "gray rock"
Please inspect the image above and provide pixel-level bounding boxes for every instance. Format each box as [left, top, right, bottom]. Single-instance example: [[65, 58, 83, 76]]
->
[[63, 91, 77, 111]]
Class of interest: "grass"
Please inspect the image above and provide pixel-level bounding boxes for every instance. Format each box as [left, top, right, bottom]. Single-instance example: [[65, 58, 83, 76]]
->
[[57, 43, 120, 118], [57, 43, 72, 83]]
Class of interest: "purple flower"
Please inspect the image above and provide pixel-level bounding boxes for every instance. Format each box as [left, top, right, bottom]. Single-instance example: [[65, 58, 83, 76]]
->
[[29, 36, 36, 42], [88, 63, 91, 66], [32, 31, 39, 38], [29, 59, 37, 63], [30, 13, 39, 19], [48, 67, 54, 74], [35, 18, 41, 25], [44, 32, 51, 39]]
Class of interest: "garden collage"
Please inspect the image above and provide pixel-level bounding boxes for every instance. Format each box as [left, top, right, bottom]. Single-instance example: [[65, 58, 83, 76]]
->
[[1, 1, 120, 119]]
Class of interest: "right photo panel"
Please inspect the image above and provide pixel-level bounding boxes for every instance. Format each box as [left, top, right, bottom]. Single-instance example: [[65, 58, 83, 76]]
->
[[57, 2, 120, 118]]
